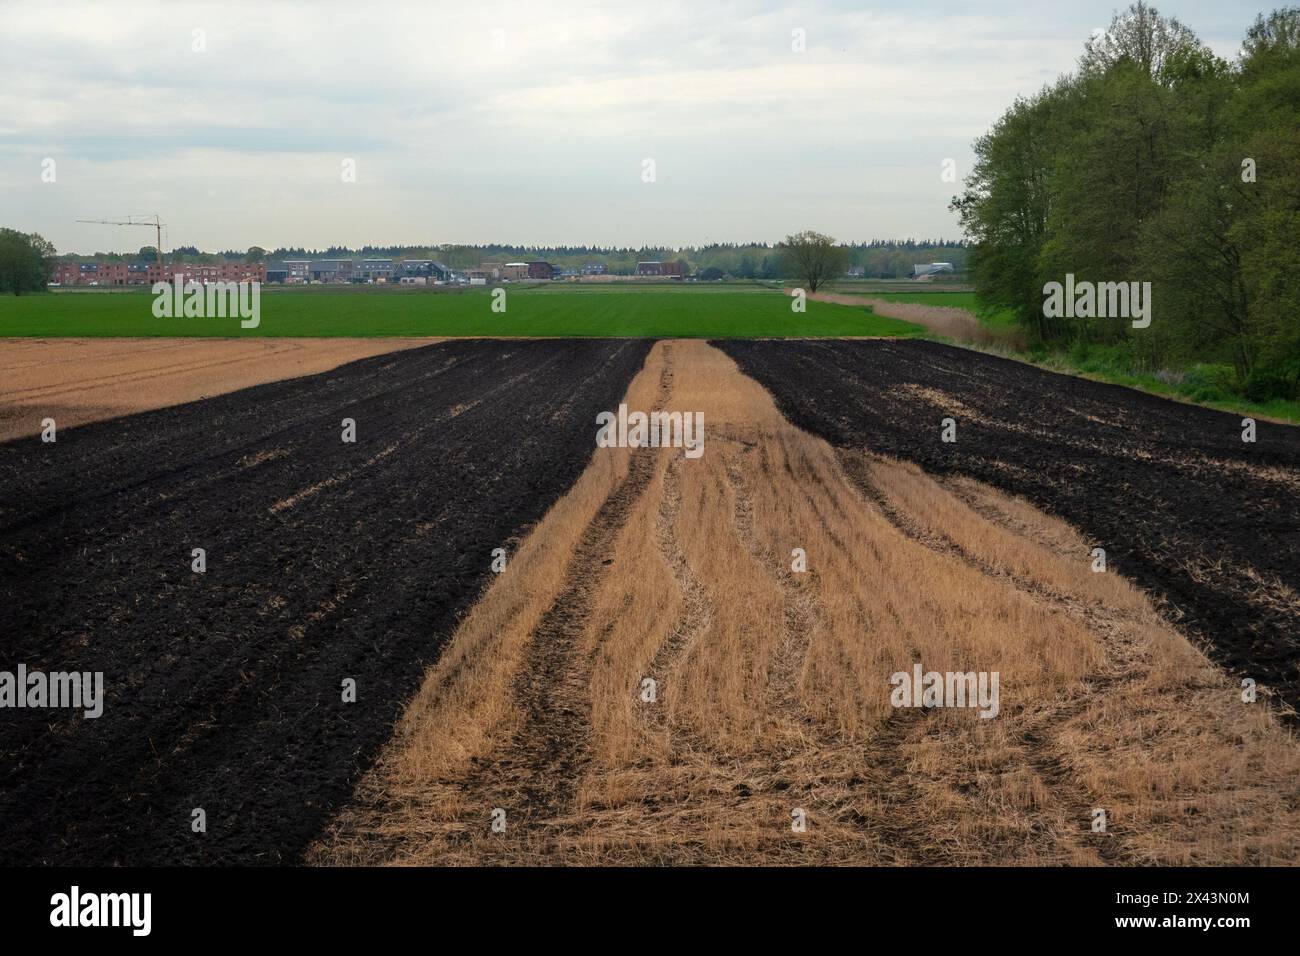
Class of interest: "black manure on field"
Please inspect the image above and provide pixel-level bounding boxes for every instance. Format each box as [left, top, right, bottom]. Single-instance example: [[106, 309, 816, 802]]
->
[[718, 339, 1300, 717], [0, 338, 652, 864]]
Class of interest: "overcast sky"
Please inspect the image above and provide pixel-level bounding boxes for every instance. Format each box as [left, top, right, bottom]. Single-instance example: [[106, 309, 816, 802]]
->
[[0, 0, 1266, 253]]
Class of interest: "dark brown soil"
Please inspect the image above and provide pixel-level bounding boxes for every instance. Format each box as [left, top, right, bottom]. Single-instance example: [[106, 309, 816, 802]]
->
[[0, 338, 652, 865], [716, 339, 1300, 717]]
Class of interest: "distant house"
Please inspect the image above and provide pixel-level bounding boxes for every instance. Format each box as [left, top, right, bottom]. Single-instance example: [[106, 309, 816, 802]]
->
[[398, 260, 451, 282], [912, 262, 955, 279], [500, 263, 530, 281], [265, 261, 289, 283], [526, 261, 554, 280], [309, 259, 354, 282], [173, 262, 266, 284], [358, 258, 394, 282], [53, 258, 264, 286], [636, 260, 685, 278], [50, 261, 82, 285]]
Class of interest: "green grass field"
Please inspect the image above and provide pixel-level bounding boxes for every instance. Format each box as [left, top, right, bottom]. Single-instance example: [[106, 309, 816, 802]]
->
[[0, 288, 923, 339]]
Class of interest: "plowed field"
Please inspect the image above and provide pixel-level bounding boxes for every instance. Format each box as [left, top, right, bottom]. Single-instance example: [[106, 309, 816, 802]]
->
[[0, 338, 651, 864]]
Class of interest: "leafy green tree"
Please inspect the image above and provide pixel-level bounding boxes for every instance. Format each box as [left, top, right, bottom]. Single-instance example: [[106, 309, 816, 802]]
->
[[778, 230, 847, 293], [0, 229, 56, 295], [1137, 147, 1251, 374], [1079, 1, 1203, 85], [955, 0, 1298, 394], [1233, 125, 1300, 397], [952, 81, 1076, 339]]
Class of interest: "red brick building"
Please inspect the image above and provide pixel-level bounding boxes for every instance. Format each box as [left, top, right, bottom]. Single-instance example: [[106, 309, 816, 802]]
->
[[51, 260, 267, 286], [635, 260, 686, 278]]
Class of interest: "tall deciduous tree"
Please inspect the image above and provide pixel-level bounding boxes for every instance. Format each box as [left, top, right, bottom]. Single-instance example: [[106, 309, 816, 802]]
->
[[951, 80, 1076, 338], [953, 3, 1300, 399], [1079, 0, 1202, 85], [0, 229, 56, 295], [779, 231, 847, 294]]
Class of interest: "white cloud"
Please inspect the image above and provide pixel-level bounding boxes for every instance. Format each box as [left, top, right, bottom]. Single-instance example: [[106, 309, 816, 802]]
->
[[0, 0, 1264, 251]]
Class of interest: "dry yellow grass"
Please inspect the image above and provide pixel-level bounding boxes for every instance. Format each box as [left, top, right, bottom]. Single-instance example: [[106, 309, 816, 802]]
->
[[801, 291, 1024, 348], [309, 340, 1300, 866]]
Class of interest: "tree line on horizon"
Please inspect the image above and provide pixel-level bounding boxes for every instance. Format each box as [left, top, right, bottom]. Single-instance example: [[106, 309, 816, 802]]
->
[[3, 237, 969, 288], [142, 239, 971, 281], [954, 2, 1300, 401]]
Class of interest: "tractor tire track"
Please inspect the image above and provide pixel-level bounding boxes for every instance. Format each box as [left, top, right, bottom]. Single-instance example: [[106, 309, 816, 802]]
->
[[643, 453, 715, 735], [722, 448, 818, 720], [451, 444, 659, 843], [836, 449, 1141, 864], [441, 347, 678, 851]]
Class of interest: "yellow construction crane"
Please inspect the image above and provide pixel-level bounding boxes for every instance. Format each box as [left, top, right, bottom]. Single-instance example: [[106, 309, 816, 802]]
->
[[75, 215, 167, 266]]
